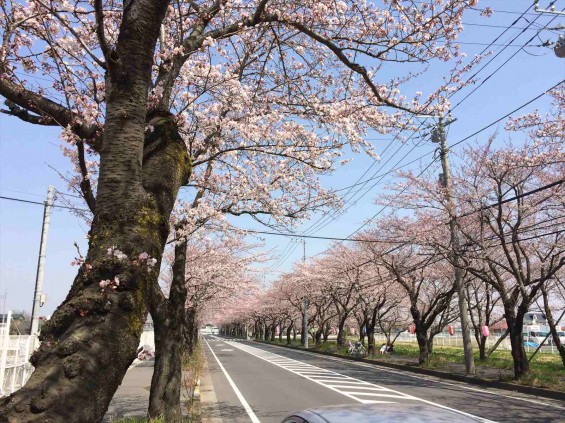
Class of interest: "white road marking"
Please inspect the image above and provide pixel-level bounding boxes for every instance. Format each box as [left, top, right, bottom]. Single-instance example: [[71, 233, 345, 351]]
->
[[260, 340, 565, 411], [329, 385, 386, 390], [204, 338, 261, 423], [225, 340, 497, 423], [221, 349, 234, 352]]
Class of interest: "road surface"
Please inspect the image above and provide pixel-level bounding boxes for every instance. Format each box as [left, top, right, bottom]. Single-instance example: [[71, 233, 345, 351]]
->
[[203, 335, 565, 423]]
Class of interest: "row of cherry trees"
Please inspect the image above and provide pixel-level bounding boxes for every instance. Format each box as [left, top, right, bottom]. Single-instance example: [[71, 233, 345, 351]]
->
[[217, 91, 565, 379], [0, 0, 548, 420]]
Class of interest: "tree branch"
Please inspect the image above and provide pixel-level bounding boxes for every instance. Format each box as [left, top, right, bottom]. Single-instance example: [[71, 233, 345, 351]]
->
[[76, 141, 97, 212], [94, 0, 112, 64], [0, 78, 100, 150]]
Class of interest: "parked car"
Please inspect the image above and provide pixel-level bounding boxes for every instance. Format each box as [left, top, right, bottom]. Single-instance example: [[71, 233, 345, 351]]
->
[[282, 403, 485, 423]]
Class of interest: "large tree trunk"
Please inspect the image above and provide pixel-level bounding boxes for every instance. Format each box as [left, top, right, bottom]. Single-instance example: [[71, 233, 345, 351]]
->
[[0, 113, 189, 422], [278, 323, 284, 343], [314, 327, 323, 348], [478, 334, 487, 361], [336, 317, 347, 346], [367, 324, 376, 355], [184, 307, 198, 355], [286, 323, 293, 345], [415, 327, 431, 365], [148, 241, 188, 422], [254, 321, 260, 340], [0, 3, 189, 420], [322, 323, 330, 342], [506, 307, 529, 379]]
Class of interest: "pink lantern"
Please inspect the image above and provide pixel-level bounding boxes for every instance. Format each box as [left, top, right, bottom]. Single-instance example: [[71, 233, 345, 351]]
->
[[448, 325, 455, 336], [409, 324, 416, 334], [482, 325, 490, 338]]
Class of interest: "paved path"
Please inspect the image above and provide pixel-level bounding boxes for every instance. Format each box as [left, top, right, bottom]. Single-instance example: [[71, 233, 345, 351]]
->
[[103, 360, 154, 422], [203, 335, 565, 423]]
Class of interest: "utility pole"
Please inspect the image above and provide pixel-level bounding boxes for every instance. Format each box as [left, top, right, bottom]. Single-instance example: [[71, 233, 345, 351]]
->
[[301, 239, 309, 348], [434, 118, 475, 375], [30, 185, 54, 336]]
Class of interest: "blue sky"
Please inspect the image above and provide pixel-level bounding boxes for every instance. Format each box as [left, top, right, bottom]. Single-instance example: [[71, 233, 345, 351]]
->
[[1, 1, 564, 316]]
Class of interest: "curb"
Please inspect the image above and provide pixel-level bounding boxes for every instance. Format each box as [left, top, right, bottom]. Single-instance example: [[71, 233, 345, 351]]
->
[[253, 340, 565, 402]]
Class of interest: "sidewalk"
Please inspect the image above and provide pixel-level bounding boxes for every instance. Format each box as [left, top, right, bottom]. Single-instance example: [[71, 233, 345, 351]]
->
[[199, 353, 222, 423], [103, 360, 154, 422]]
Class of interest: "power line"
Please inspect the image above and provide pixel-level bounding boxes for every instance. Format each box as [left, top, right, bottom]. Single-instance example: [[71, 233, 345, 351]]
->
[[457, 178, 564, 219], [451, 9, 562, 113], [242, 229, 406, 244], [270, 4, 545, 254], [0, 195, 89, 212], [319, 76, 562, 215]]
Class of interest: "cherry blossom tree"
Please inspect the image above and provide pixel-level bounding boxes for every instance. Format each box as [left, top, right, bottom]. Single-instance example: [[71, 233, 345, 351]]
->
[[149, 231, 264, 419], [455, 138, 564, 378], [319, 245, 364, 346], [465, 275, 503, 360], [352, 261, 406, 354], [0, 1, 483, 419], [365, 218, 457, 364], [376, 87, 564, 377]]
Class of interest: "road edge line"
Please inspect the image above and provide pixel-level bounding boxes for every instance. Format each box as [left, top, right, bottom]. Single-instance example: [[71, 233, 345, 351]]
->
[[204, 338, 261, 423]]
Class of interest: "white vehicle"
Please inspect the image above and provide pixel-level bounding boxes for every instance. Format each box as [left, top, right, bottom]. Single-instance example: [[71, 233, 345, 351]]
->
[[211, 326, 220, 335]]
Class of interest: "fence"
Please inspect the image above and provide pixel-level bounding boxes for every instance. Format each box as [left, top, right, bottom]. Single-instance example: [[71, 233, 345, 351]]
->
[[0, 311, 38, 397], [374, 332, 562, 355], [0, 313, 156, 397]]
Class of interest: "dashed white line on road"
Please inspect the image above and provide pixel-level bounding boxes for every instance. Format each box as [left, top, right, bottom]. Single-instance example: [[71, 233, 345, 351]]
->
[[259, 340, 565, 411], [224, 339, 497, 423]]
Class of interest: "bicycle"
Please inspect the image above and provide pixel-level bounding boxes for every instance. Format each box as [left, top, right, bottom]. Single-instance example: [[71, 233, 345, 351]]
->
[[347, 341, 367, 358]]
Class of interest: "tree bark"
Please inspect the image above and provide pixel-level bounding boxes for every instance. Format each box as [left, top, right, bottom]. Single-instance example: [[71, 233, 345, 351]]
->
[[0, 112, 189, 422], [367, 323, 376, 355], [322, 323, 330, 342], [506, 307, 529, 379], [336, 317, 347, 346], [286, 323, 293, 345], [183, 307, 199, 353], [148, 241, 188, 422], [278, 323, 284, 343], [314, 327, 323, 348], [478, 335, 487, 361], [416, 327, 430, 365]]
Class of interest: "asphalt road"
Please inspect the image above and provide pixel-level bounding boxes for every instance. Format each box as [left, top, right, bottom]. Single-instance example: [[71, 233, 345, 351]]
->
[[203, 335, 565, 423]]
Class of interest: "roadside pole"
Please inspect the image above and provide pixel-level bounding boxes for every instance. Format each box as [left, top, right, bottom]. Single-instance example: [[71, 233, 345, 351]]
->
[[301, 240, 308, 348], [30, 185, 54, 336], [435, 118, 475, 375]]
